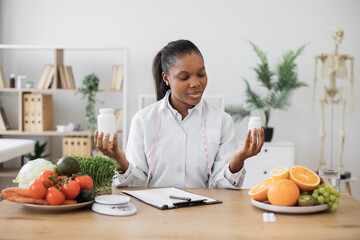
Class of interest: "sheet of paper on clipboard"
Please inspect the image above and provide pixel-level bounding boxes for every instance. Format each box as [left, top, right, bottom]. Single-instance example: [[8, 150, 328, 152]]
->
[[122, 187, 222, 210]]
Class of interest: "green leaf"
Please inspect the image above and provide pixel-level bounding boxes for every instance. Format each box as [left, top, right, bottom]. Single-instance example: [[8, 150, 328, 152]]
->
[[225, 105, 251, 123], [244, 79, 265, 109], [248, 41, 275, 90], [267, 89, 293, 110]]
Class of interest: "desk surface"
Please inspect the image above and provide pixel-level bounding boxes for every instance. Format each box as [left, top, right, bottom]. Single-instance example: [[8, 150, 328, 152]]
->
[[0, 188, 359, 239]]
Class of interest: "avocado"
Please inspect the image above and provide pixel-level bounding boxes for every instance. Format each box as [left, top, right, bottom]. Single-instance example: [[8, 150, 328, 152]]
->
[[56, 156, 80, 176], [75, 186, 95, 203]]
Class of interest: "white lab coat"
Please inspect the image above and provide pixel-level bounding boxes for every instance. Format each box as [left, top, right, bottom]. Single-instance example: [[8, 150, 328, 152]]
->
[[114, 91, 246, 189]]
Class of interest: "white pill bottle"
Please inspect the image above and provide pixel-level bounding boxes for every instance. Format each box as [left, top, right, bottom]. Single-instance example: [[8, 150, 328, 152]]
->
[[248, 116, 262, 134], [97, 108, 116, 141]]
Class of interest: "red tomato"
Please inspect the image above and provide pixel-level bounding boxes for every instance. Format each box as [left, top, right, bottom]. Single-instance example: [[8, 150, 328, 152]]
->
[[46, 187, 65, 205], [28, 179, 47, 199], [74, 175, 94, 190], [55, 175, 67, 182], [39, 170, 57, 187], [60, 180, 80, 200]]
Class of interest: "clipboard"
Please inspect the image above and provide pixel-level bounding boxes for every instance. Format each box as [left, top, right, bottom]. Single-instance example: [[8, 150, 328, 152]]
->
[[122, 187, 222, 210]]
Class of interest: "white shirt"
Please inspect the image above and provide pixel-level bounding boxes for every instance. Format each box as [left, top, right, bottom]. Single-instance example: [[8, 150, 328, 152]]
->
[[114, 90, 246, 189]]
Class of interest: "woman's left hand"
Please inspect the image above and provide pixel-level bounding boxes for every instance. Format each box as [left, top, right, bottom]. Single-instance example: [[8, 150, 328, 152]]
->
[[229, 128, 265, 173]]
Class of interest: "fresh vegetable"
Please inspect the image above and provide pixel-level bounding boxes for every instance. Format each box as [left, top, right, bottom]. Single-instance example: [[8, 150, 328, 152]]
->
[[1, 187, 31, 197], [56, 156, 80, 176], [60, 180, 81, 200], [46, 187, 65, 205], [13, 158, 55, 188], [6, 196, 48, 205], [63, 200, 77, 205], [74, 175, 93, 190], [56, 175, 67, 182], [75, 186, 95, 203], [73, 156, 119, 195], [28, 179, 47, 199], [39, 170, 57, 187]]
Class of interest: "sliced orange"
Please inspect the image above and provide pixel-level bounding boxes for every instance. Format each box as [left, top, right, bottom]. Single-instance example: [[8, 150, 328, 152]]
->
[[289, 166, 320, 191], [271, 166, 289, 180], [248, 178, 275, 202]]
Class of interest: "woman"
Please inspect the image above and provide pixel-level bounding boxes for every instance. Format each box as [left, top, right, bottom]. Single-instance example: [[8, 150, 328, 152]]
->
[[95, 39, 264, 188]]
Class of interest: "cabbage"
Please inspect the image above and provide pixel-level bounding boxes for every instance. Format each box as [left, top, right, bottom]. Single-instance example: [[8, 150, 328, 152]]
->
[[13, 158, 55, 188]]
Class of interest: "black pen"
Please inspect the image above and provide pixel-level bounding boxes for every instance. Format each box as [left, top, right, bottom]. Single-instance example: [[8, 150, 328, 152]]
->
[[169, 195, 191, 201]]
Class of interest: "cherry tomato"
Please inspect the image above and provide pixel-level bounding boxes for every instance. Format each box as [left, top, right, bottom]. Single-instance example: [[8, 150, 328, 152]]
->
[[28, 179, 47, 199], [46, 187, 65, 205], [55, 175, 67, 182], [39, 170, 57, 187], [74, 175, 94, 190], [60, 180, 80, 200]]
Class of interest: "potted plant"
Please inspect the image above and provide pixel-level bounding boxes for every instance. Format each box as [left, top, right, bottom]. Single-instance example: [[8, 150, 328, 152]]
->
[[25, 141, 50, 160], [77, 73, 100, 132], [225, 41, 307, 141]]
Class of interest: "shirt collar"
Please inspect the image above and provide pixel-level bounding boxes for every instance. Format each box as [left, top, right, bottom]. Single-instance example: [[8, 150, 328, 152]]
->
[[158, 90, 203, 115]]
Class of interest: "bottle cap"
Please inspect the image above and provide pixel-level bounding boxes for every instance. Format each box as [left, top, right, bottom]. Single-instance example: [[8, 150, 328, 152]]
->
[[99, 108, 114, 114]]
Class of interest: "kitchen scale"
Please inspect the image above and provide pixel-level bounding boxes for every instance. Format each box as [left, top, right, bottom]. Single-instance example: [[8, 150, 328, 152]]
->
[[92, 195, 137, 216]]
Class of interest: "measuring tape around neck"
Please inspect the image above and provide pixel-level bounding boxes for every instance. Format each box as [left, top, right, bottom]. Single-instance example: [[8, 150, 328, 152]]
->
[[145, 104, 214, 188]]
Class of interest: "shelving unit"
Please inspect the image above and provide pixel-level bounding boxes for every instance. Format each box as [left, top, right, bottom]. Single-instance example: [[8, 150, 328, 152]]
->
[[0, 44, 128, 158]]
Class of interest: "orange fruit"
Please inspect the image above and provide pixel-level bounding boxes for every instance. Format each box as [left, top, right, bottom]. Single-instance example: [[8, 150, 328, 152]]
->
[[248, 178, 274, 202], [267, 179, 300, 206], [271, 166, 289, 180], [289, 166, 320, 191]]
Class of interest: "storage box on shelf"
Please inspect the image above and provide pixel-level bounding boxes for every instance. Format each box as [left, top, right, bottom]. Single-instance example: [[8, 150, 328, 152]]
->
[[0, 44, 128, 159], [241, 142, 295, 189]]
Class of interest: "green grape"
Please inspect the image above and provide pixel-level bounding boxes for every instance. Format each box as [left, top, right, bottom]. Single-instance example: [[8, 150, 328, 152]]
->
[[313, 189, 319, 194], [330, 195, 336, 202], [312, 192, 319, 199], [335, 191, 340, 198], [328, 201, 334, 207], [331, 188, 337, 195], [331, 203, 338, 212], [325, 185, 330, 190], [324, 197, 329, 204], [301, 191, 309, 195], [319, 187, 326, 194], [335, 200, 339, 205], [318, 196, 325, 204], [323, 192, 330, 198]]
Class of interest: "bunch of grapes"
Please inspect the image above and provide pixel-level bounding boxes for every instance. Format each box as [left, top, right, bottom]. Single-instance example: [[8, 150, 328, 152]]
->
[[311, 183, 340, 212]]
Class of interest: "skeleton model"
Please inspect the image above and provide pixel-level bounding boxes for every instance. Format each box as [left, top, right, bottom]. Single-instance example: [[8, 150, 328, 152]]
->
[[313, 27, 354, 174]]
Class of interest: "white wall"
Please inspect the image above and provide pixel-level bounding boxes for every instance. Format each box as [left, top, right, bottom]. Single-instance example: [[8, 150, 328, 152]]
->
[[1, 0, 359, 200]]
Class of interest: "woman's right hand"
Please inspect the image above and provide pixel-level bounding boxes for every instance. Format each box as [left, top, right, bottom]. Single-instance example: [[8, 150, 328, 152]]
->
[[94, 130, 129, 172]]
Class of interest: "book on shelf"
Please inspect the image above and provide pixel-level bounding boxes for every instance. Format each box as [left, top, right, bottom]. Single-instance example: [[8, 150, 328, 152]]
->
[[58, 65, 68, 89], [0, 106, 11, 130], [0, 65, 5, 88], [111, 65, 124, 90], [114, 108, 123, 129], [64, 66, 75, 89], [37, 64, 52, 89], [43, 65, 55, 89]]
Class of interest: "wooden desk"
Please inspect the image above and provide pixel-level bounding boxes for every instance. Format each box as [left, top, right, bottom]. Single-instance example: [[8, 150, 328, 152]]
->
[[0, 188, 359, 239]]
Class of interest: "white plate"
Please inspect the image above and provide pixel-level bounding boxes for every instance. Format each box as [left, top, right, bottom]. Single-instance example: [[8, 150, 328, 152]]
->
[[21, 201, 94, 212], [251, 199, 329, 214]]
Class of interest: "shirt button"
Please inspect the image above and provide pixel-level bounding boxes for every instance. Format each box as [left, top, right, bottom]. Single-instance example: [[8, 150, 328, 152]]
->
[[176, 167, 183, 173]]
